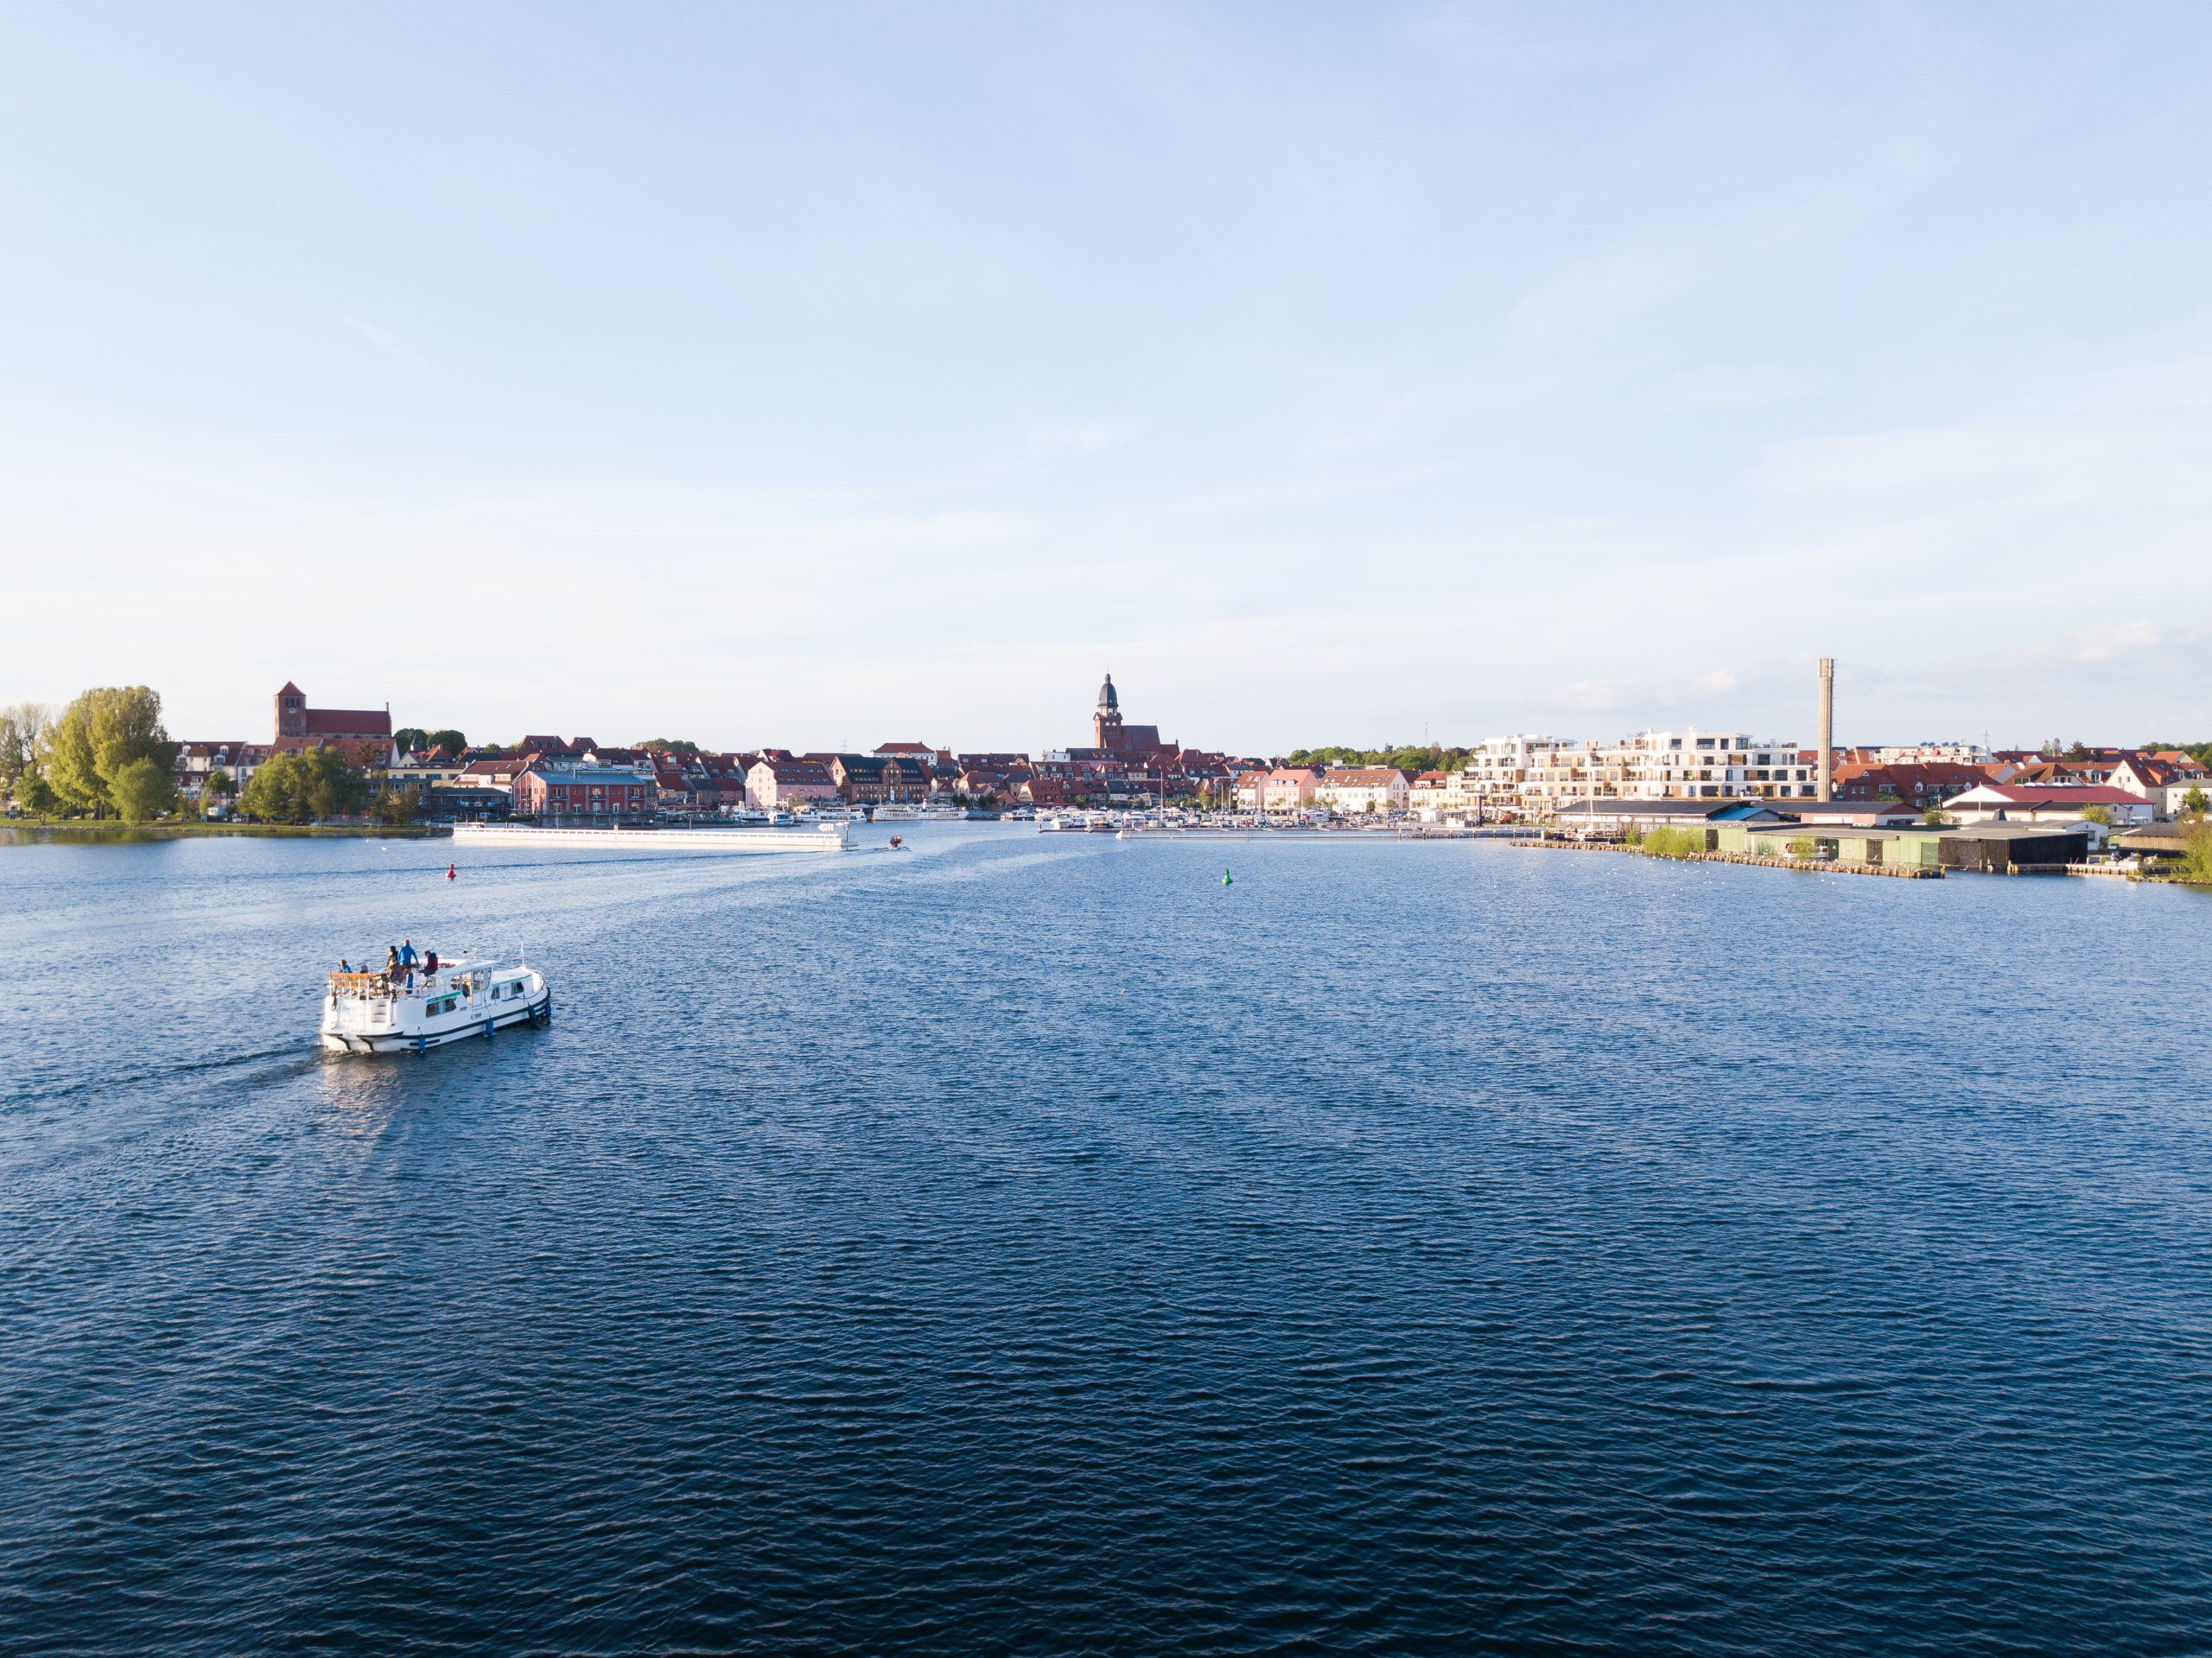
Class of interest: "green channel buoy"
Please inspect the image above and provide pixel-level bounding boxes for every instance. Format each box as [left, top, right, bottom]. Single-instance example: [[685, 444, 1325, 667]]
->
[[1223, 868, 1233, 885]]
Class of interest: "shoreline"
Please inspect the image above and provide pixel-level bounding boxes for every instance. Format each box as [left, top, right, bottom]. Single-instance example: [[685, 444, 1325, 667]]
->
[[1, 822, 450, 845]]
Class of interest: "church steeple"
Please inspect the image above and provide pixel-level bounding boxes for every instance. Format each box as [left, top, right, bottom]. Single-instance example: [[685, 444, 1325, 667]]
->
[[1093, 672, 1124, 752]]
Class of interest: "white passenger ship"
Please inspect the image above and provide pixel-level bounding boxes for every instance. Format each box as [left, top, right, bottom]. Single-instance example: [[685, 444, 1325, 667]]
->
[[321, 951, 550, 1054]]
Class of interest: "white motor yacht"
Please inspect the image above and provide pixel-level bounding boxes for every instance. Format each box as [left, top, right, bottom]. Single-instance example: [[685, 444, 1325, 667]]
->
[[321, 950, 550, 1054]]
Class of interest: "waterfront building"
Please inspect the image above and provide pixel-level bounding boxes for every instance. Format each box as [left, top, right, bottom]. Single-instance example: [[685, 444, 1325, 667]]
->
[[388, 747, 471, 791], [1591, 730, 1816, 804], [1262, 767, 1321, 811], [1460, 734, 1581, 816], [1940, 783, 2155, 828], [2113, 753, 2212, 817], [1313, 766, 1410, 815], [512, 765, 653, 821], [1016, 775, 1076, 808], [1476, 729, 1821, 820], [745, 757, 839, 810], [450, 756, 535, 796], [422, 785, 511, 822]]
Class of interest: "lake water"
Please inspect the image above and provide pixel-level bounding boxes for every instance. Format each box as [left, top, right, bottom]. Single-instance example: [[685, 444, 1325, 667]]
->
[[3, 824, 2210, 1654]]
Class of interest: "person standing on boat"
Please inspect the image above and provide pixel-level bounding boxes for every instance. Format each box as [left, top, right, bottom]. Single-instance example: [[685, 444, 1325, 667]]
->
[[385, 944, 401, 983], [398, 937, 418, 989]]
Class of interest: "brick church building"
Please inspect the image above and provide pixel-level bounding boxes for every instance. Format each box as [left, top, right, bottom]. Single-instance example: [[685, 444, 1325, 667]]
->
[[274, 682, 396, 766], [1090, 672, 1175, 760]]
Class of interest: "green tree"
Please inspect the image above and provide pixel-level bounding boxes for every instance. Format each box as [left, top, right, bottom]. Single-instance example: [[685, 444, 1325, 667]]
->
[[2185, 823, 2212, 883], [368, 783, 422, 825], [204, 767, 234, 801], [391, 727, 466, 755], [13, 766, 57, 816], [40, 687, 174, 816], [638, 738, 701, 753], [1922, 804, 1947, 825], [2182, 785, 2209, 817], [1642, 828, 1707, 859], [239, 749, 368, 823], [2079, 803, 2114, 826], [0, 702, 50, 787], [111, 756, 176, 823]]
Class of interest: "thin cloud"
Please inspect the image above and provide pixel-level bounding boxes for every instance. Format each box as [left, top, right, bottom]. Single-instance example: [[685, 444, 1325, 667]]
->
[[343, 317, 432, 373]]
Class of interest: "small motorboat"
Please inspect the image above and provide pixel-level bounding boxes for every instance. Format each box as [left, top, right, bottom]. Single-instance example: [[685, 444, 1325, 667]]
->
[[321, 950, 550, 1054]]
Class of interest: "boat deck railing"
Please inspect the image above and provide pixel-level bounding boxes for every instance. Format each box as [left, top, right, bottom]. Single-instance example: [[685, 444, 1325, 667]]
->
[[327, 955, 506, 1002]]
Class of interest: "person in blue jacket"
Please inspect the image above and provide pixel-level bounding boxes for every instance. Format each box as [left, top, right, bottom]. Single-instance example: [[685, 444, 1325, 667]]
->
[[398, 937, 418, 989]]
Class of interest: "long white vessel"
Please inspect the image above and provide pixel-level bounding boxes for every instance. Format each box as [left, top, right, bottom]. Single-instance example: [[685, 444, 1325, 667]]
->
[[452, 822, 851, 852], [321, 952, 550, 1054]]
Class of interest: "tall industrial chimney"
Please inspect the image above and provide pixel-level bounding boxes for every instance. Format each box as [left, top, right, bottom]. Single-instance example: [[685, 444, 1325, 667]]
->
[[1816, 657, 1834, 802]]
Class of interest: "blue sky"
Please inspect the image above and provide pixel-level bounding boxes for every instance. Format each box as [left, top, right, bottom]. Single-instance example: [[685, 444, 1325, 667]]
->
[[5, 3, 2209, 753]]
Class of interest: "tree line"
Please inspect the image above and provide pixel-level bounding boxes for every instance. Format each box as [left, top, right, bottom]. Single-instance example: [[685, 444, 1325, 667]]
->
[[2, 689, 175, 821], [3, 687, 420, 825], [1284, 743, 1473, 773]]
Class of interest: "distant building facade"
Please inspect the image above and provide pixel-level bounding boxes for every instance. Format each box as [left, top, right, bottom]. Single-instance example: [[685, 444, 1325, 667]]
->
[[747, 757, 839, 810], [274, 681, 395, 765], [1313, 766, 1411, 814], [512, 765, 653, 820], [1940, 784, 2153, 827]]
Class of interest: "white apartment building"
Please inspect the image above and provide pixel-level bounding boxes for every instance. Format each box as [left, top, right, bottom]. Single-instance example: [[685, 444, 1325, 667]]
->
[[1450, 727, 1820, 818], [1313, 766, 1410, 815], [1597, 730, 1817, 802], [1466, 729, 1819, 815], [1461, 735, 1584, 816]]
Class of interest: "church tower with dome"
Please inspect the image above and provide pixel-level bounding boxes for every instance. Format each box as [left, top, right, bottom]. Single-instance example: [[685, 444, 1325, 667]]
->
[[1093, 673, 1124, 751], [1087, 672, 1168, 758]]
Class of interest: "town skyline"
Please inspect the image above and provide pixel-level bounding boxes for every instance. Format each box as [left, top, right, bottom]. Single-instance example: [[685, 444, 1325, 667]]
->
[[118, 660, 2209, 769]]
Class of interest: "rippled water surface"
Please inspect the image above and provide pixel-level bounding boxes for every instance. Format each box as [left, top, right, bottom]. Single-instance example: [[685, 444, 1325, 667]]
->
[[4, 824, 2211, 1655]]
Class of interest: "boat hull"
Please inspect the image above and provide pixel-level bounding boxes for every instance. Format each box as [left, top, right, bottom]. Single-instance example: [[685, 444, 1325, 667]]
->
[[321, 991, 552, 1055], [452, 823, 849, 852]]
